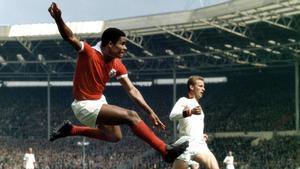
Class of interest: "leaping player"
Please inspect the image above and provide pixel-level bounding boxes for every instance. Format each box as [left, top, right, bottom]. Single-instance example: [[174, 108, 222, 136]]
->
[[48, 2, 188, 163]]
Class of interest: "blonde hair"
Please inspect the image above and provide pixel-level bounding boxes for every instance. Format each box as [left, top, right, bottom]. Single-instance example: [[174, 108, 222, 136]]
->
[[187, 75, 204, 91]]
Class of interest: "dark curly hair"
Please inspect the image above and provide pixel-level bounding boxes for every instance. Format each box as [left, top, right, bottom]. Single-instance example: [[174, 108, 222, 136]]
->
[[101, 27, 126, 47]]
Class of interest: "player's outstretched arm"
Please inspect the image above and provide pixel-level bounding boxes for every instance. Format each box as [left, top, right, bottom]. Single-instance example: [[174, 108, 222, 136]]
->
[[119, 76, 166, 130], [48, 2, 81, 51]]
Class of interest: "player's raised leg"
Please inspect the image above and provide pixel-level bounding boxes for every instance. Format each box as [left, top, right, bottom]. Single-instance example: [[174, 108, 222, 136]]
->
[[97, 104, 188, 163], [50, 98, 123, 142], [49, 121, 122, 142]]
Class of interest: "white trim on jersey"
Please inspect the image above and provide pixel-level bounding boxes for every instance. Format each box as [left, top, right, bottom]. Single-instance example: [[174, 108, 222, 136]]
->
[[116, 74, 128, 80], [78, 41, 85, 52], [92, 41, 102, 54]]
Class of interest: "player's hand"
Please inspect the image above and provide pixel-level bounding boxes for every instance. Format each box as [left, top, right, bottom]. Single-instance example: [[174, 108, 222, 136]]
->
[[191, 106, 202, 115], [149, 112, 166, 130], [48, 2, 61, 19]]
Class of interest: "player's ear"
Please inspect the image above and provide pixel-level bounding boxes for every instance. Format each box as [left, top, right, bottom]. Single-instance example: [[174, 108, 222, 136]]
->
[[189, 84, 194, 91], [108, 41, 113, 48]]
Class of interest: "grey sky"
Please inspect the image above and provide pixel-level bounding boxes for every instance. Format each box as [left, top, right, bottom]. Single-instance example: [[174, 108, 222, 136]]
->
[[0, 0, 226, 26]]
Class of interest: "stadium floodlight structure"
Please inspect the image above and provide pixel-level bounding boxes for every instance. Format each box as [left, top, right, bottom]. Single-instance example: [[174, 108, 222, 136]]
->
[[37, 54, 46, 65], [288, 38, 296, 43], [165, 49, 188, 69], [126, 51, 144, 63], [0, 55, 7, 66], [224, 44, 232, 49], [251, 62, 267, 67], [165, 49, 175, 56], [142, 50, 153, 56], [190, 48, 202, 54], [16, 54, 26, 65], [77, 137, 90, 169]]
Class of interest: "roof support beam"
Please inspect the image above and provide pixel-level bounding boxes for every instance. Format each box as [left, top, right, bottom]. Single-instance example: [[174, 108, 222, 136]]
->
[[199, 18, 249, 39], [156, 25, 196, 45], [127, 34, 144, 48], [16, 37, 49, 73], [126, 34, 155, 57], [240, 10, 299, 32], [16, 37, 40, 54]]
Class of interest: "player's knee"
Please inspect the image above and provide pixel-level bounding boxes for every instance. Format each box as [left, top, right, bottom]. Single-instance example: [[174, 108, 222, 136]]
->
[[126, 110, 141, 123]]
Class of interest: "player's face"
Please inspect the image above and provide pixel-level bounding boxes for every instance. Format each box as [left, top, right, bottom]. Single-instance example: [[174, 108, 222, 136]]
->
[[193, 79, 205, 100], [110, 36, 127, 58]]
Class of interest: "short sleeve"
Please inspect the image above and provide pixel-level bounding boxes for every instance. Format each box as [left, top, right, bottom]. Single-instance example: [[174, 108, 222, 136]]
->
[[78, 41, 85, 52], [114, 59, 128, 80], [78, 42, 94, 57]]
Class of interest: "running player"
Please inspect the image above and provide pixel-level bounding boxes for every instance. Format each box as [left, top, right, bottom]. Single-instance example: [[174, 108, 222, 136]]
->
[[170, 76, 219, 168]]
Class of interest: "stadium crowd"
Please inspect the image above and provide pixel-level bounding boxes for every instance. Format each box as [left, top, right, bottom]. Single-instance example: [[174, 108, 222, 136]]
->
[[0, 135, 298, 169]]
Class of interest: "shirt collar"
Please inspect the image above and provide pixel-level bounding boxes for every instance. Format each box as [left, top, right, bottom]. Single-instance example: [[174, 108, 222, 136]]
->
[[92, 41, 103, 55]]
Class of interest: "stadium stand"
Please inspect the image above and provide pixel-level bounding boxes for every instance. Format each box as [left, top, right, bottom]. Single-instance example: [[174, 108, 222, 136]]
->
[[0, 71, 299, 168]]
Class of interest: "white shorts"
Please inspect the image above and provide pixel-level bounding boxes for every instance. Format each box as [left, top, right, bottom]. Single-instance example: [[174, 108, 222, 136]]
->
[[173, 136, 211, 163], [226, 165, 235, 169], [188, 160, 199, 166], [71, 96, 107, 128]]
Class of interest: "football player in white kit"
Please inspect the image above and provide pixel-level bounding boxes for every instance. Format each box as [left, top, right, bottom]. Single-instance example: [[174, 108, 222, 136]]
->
[[170, 75, 219, 169], [23, 147, 36, 169], [223, 151, 235, 169]]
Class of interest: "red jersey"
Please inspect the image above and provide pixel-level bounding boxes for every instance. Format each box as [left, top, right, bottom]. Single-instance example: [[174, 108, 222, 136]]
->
[[73, 42, 128, 100]]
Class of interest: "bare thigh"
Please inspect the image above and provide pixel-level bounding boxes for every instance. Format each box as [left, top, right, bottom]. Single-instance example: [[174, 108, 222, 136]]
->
[[96, 104, 141, 126], [172, 159, 189, 169], [193, 151, 219, 169]]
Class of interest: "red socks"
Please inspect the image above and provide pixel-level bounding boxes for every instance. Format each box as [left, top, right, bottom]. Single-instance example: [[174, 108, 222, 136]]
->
[[70, 125, 111, 141], [130, 121, 167, 156], [70, 121, 167, 156]]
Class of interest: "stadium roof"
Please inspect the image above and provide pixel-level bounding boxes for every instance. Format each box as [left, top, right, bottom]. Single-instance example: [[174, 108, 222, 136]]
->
[[0, 0, 299, 81]]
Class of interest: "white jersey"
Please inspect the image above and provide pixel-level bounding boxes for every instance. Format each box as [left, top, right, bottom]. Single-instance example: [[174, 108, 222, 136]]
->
[[169, 97, 204, 139], [223, 156, 235, 169], [23, 153, 36, 169], [170, 97, 210, 163]]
